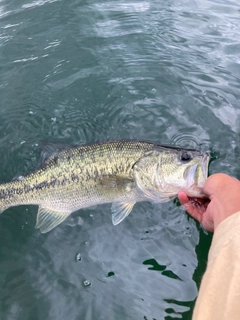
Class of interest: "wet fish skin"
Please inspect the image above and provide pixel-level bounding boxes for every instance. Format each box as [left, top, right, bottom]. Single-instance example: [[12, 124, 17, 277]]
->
[[0, 140, 209, 233]]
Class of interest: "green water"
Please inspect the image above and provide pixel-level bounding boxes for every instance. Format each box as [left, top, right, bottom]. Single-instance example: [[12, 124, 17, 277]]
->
[[0, 0, 239, 319]]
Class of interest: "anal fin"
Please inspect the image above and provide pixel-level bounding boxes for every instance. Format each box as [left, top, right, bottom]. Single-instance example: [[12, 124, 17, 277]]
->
[[111, 202, 135, 225], [35, 206, 71, 233]]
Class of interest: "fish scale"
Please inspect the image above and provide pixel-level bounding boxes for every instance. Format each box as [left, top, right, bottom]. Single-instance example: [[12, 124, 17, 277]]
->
[[0, 140, 209, 233]]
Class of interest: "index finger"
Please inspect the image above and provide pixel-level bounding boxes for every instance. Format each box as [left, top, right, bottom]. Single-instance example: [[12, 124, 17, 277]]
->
[[178, 191, 208, 223]]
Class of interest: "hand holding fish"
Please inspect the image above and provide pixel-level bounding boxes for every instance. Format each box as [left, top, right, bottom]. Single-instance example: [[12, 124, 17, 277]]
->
[[178, 173, 240, 232]]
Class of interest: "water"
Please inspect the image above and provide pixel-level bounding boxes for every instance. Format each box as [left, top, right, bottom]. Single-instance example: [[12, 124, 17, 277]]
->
[[0, 0, 239, 319]]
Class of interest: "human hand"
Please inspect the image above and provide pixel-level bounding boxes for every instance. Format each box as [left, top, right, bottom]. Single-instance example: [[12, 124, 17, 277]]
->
[[178, 173, 240, 232]]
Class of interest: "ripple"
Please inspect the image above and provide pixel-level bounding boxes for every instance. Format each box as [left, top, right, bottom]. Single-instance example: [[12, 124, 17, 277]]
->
[[95, 19, 143, 38], [48, 66, 104, 90], [170, 134, 201, 149], [22, 0, 58, 9], [0, 0, 240, 319], [93, 2, 150, 13]]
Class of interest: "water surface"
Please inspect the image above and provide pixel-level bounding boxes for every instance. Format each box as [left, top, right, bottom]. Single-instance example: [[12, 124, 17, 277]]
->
[[0, 0, 240, 319]]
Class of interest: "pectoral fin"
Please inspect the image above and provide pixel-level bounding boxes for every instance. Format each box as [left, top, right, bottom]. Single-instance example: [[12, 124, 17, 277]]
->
[[35, 206, 71, 233], [111, 202, 135, 225]]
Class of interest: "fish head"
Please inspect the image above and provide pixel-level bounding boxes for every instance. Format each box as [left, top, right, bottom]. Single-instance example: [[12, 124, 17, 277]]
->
[[134, 145, 210, 202]]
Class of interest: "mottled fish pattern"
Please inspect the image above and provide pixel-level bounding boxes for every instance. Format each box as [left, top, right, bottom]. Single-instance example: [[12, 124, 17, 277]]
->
[[0, 140, 209, 233]]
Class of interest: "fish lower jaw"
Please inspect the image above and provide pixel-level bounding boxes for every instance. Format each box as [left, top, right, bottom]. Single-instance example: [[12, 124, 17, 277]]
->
[[183, 185, 205, 198]]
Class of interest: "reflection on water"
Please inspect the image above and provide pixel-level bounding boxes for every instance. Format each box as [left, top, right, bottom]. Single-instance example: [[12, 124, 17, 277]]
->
[[0, 0, 240, 319]]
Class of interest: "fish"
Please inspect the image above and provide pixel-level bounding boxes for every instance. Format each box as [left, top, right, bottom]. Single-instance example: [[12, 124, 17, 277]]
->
[[0, 140, 210, 233]]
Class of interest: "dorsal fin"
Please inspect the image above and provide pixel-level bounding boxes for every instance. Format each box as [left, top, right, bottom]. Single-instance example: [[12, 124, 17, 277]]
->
[[39, 142, 73, 165]]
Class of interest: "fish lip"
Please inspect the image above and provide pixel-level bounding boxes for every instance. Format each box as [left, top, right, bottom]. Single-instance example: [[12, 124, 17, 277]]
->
[[193, 152, 210, 191], [184, 152, 210, 189], [182, 153, 210, 198], [185, 163, 199, 187], [201, 153, 210, 180]]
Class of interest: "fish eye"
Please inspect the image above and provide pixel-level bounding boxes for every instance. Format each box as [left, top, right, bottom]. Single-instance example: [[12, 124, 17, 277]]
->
[[180, 151, 192, 162]]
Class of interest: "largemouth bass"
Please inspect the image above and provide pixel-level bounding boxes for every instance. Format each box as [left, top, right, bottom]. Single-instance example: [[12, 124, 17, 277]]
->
[[0, 140, 209, 233]]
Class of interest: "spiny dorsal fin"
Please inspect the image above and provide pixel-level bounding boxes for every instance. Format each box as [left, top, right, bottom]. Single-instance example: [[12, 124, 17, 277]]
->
[[111, 202, 135, 225], [39, 142, 73, 165], [35, 206, 71, 233]]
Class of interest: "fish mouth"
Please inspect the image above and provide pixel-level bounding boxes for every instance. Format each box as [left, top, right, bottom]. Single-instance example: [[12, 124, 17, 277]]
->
[[184, 152, 210, 196], [201, 153, 210, 181], [184, 163, 198, 188]]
